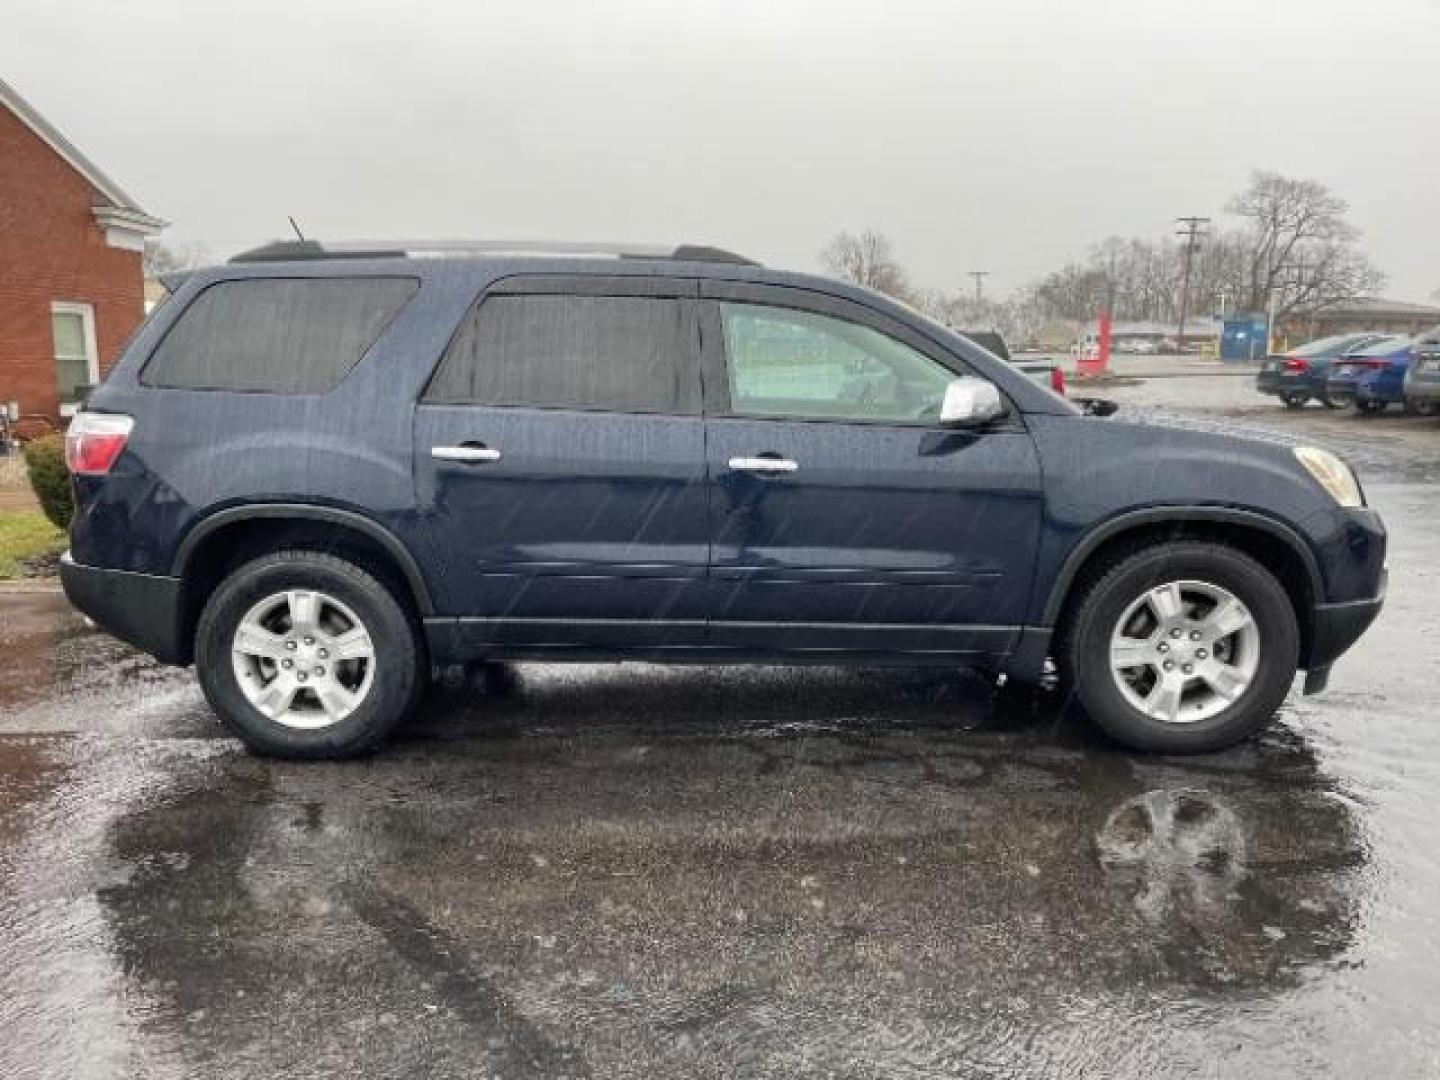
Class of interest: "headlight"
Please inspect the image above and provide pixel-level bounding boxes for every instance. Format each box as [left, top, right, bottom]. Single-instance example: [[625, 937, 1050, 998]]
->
[[1294, 446, 1363, 508]]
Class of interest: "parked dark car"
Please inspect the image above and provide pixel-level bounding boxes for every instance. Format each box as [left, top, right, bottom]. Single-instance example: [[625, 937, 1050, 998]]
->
[[61, 240, 1386, 758], [1402, 326, 1440, 416], [1324, 335, 1416, 412], [1256, 332, 1391, 407], [957, 328, 1066, 395]]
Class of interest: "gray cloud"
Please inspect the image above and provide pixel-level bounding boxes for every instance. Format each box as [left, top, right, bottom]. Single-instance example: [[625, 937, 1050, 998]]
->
[[6, 0, 1437, 299]]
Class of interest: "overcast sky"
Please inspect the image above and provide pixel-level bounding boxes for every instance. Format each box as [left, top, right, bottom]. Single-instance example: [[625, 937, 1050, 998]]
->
[[6, 0, 1438, 300]]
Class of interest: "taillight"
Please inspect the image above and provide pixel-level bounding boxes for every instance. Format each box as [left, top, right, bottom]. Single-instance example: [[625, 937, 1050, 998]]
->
[[1283, 357, 1309, 373], [65, 412, 133, 475], [1049, 366, 1066, 395]]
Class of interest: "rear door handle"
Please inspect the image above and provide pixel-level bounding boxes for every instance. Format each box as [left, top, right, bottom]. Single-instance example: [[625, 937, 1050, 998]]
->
[[728, 456, 798, 474], [432, 444, 502, 464]]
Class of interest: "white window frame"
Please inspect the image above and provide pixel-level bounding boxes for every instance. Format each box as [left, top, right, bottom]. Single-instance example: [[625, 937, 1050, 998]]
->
[[51, 301, 100, 417]]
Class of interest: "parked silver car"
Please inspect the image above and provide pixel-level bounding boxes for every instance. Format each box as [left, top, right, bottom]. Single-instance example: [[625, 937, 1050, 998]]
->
[[1402, 326, 1440, 416]]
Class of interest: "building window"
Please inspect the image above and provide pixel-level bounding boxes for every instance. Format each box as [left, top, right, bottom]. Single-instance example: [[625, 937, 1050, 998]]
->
[[51, 301, 99, 415]]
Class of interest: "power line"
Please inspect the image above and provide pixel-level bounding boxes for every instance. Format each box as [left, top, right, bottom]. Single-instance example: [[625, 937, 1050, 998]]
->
[[1175, 216, 1210, 352]]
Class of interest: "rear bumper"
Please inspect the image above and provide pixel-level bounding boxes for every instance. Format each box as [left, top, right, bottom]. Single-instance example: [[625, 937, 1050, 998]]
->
[[59, 553, 190, 665], [1256, 370, 1321, 397]]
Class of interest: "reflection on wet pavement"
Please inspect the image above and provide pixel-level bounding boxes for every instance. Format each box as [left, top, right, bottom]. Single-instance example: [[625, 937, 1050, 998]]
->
[[2, 389, 1438, 1077]]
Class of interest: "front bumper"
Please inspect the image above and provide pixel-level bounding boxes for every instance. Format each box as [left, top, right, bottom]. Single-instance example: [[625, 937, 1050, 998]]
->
[[1324, 375, 1360, 397], [1307, 569, 1386, 671], [1405, 376, 1440, 403], [59, 553, 190, 665]]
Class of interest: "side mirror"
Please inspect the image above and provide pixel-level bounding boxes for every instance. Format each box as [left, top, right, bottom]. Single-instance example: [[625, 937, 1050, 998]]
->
[[939, 377, 1005, 427]]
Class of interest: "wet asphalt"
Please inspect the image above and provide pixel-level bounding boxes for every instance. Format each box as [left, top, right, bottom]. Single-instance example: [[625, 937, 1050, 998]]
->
[[2, 374, 1438, 1078]]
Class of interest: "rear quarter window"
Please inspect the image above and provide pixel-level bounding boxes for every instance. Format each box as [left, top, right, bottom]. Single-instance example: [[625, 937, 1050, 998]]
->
[[141, 277, 419, 393], [423, 294, 696, 414]]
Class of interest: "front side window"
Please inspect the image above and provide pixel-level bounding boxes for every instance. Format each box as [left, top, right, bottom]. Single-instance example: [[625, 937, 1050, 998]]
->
[[719, 302, 956, 423], [51, 301, 98, 408], [142, 277, 418, 393], [425, 294, 695, 414]]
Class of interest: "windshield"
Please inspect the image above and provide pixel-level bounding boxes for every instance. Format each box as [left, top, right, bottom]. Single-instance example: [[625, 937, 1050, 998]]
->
[[1292, 334, 1374, 357], [1344, 335, 1412, 357]]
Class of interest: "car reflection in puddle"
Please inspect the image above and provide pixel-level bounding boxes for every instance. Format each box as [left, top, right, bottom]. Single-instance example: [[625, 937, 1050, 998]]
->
[[67, 665, 1370, 1075]]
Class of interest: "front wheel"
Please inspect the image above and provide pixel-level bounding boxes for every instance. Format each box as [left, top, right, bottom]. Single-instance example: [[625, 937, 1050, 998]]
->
[[195, 550, 426, 758], [1280, 393, 1308, 409], [1061, 543, 1299, 753]]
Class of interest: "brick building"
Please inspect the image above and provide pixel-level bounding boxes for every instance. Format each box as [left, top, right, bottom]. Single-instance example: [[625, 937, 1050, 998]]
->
[[1, 78, 164, 424]]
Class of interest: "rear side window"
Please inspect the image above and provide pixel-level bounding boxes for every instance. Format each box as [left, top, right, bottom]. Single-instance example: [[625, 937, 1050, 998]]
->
[[424, 295, 696, 413], [142, 278, 418, 392]]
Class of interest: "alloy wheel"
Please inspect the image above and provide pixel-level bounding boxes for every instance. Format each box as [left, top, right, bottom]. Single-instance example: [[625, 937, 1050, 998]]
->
[[230, 589, 376, 729], [1108, 580, 1261, 725]]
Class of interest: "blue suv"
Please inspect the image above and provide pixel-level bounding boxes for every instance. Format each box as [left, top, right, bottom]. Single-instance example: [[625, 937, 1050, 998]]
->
[[60, 241, 1386, 758]]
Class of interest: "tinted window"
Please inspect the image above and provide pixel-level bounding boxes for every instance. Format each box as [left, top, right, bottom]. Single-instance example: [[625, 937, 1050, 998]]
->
[[143, 277, 418, 392], [1293, 333, 1376, 358], [959, 330, 1010, 361], [425, 295, 694, 413], [719, 302, 955, 423]]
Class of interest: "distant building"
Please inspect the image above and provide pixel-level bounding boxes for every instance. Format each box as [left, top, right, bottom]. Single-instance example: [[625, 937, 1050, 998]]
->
[[1082, 317, 1223, 351], [0, 78, 164, 422], [1283, 298, 1440, 341]]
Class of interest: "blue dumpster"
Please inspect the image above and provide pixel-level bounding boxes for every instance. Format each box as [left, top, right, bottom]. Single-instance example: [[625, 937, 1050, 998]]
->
[[1222, 316, 1270, 362]]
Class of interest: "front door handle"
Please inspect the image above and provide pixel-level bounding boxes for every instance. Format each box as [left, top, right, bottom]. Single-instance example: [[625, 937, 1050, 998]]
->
[[728, 455, 798, 474], [432, 444, 502, 464]]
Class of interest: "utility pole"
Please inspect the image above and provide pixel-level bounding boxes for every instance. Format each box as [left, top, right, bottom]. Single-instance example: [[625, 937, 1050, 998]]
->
[[967, 271, 989, 308], [1175, 216, 1209, 353]]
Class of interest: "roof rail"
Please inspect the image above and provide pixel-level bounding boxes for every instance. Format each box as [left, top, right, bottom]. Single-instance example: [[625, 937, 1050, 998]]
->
[[229, 240, 759, 266]]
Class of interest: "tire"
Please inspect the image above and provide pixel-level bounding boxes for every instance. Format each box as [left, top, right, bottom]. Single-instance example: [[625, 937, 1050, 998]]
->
[[1059, 543, 1299, 753], [1357, 400, 1386, 415], [195, 550, 426, 759], [1408, 398, 1439, 417], [1280, 393, 1307, 409]]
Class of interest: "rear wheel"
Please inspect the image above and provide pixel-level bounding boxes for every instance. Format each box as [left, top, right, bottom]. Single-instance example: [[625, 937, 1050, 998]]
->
[[1357, 399, 1387, 415], [1280, 393, 1308, 409], [1060, 543, 1299, 753], [195, 550, 425, 758]]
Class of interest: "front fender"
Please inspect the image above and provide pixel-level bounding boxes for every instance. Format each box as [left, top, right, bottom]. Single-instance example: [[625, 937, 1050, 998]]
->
[[1025, 414, 1337, 626], [1036, 505, 1324, 627]]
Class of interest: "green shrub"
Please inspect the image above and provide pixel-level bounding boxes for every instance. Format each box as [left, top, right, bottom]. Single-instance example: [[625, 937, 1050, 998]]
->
[[23, 434, 73, 531]]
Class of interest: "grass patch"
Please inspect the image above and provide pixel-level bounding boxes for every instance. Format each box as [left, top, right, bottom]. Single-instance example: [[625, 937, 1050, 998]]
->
[[0, 510, 66, 579]]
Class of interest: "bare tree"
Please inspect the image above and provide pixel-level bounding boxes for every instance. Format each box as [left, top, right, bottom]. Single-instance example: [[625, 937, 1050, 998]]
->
[[1019, 171, 1384, 328], [1227, 170, 1384, 314], [820, 230, 912, 300], [143, 240, 213, 278]]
